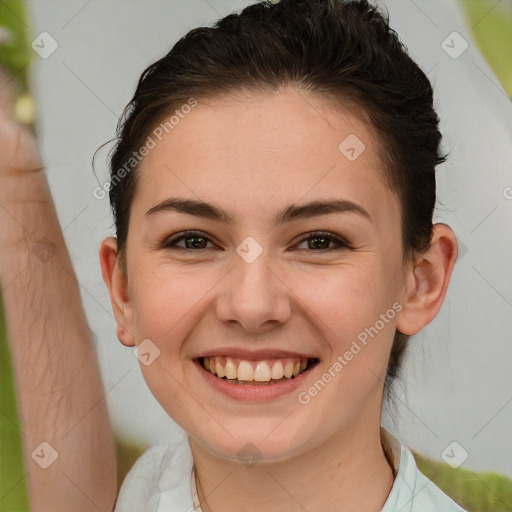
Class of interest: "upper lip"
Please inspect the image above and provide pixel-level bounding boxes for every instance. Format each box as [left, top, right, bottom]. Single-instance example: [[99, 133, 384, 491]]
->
[[194, 347, 319, 361]]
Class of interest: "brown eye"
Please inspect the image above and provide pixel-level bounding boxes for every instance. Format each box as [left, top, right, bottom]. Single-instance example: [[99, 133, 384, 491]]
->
[[161, 230, 215, 250], [294, 231, 351, 251], [160, 230, 351, 252]]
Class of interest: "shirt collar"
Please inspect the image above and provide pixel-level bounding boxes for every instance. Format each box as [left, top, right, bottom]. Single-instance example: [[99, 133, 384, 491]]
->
[[117, 426, 461, 512]]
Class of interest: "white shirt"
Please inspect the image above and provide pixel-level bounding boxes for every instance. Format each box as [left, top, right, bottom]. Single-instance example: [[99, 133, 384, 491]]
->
[[114, 428, 467, 512]]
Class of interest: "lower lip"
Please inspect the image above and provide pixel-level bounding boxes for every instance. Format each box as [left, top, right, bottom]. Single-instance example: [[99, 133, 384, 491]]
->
[[194, 358, 319, 402]]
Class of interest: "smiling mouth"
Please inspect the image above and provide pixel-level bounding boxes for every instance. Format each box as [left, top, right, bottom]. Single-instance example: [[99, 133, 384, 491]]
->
[[197, 356, 320, 386]]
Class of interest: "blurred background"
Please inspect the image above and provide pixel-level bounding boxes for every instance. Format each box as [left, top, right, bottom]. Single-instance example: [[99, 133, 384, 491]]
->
[[1, 0, 511, 509]]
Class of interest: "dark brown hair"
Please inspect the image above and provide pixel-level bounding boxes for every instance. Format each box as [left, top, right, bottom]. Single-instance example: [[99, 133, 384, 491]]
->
[[95, 0, 448, 405]]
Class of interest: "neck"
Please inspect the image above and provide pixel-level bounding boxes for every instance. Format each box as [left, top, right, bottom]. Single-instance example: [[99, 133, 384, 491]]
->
[[189, 421, 395, 512]]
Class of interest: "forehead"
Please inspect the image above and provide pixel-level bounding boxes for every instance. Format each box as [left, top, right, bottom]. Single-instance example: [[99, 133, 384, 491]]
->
[[133, 87, 399, 228]]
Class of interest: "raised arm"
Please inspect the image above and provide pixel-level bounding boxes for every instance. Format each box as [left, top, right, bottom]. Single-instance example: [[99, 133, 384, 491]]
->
[[0, 117, 117, 511]]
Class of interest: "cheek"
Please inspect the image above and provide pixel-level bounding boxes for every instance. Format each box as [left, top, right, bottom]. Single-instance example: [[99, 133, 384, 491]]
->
[[292, 259, 392, 334], [295, 266, 396, 409], [131, 262, 205, 327], [129, 267, 201, 423], [290, 259, 397, 388]]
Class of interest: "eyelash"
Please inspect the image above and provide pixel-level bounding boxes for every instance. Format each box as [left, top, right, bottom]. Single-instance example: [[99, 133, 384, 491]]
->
[[160, 230, 352, 252]]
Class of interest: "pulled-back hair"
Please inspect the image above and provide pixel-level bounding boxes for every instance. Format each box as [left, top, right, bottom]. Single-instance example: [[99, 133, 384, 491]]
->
[[95, 0, 448, 405]]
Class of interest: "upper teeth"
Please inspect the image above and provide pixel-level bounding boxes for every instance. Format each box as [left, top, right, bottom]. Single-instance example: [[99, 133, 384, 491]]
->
[[202, 356, 310, 382]]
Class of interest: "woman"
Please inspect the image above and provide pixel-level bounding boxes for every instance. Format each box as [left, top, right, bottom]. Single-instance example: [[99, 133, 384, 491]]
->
[[1, 0, 464, 510], [98, 0, 462, 510]]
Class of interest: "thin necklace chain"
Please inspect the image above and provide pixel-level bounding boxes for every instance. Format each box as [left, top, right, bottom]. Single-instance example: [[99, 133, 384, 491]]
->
[[191, 465, 204, 512]]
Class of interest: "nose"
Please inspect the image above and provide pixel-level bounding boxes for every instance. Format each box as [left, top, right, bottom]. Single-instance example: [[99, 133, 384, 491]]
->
[[215, 248, 292, 333]]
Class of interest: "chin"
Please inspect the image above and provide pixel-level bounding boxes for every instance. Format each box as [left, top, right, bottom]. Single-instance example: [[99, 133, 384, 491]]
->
[[189, 423, 314, 465]]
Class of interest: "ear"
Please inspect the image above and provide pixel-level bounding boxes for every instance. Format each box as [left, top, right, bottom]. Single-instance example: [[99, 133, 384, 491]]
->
[[99, 236, 135, 347], [396, 223, 458, 336]]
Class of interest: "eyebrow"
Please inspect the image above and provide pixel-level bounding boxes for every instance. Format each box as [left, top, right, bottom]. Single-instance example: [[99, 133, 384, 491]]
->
[[145, 197, 372, 225]]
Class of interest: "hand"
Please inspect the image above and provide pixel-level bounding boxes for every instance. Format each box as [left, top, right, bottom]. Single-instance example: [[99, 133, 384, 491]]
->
[[0, 63, 43, 175], [0, 115, 47, 256], [0, 115, 44, 175]]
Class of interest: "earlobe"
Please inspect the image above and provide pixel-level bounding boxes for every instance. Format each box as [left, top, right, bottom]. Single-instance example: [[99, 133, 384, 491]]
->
[[99, 236, 135, 347], [395, 223, 458, 336]]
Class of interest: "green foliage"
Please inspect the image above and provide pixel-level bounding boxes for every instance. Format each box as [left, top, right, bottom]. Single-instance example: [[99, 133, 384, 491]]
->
[[415, 451, 512, 511], [0, 0, 33, 93], [0, 3, 31, 510], [0, 291, 29, 510], [460, 0, 512, 97]]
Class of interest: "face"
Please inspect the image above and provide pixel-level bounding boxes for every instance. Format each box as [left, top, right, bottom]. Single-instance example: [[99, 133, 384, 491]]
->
[[100, 85, 454, 463]]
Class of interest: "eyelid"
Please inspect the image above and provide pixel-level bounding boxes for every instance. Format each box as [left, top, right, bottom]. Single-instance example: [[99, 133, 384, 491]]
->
[[160, 230, 218, 249], [291, 231, 352, 250], [160, 230, 352, 251]]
